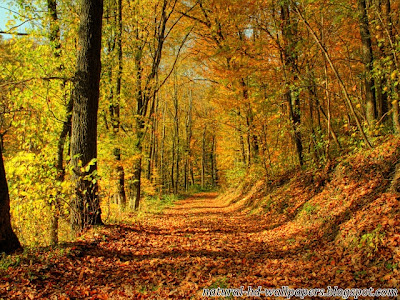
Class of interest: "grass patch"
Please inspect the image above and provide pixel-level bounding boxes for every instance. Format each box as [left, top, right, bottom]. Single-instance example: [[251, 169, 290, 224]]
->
[[0, 252, 21, 270], [140, 194, 179, 214], [302, 202, 319, 215]]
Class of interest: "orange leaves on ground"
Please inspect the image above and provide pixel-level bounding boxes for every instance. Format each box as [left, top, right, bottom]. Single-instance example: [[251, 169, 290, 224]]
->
[[1, 161, 400, 300]]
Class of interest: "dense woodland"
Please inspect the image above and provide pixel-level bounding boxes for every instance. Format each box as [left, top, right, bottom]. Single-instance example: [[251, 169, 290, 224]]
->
[[0, 0, 399, 252]]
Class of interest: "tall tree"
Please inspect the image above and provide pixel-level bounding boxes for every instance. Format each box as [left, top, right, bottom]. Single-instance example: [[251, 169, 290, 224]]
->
[[358, 0, 376, 126], [106, 0, 127, 209], [280, 2, 304, 166], [70, 0, 104, 231], [47, 0, 72, 246], [0, 145, 21, 254]]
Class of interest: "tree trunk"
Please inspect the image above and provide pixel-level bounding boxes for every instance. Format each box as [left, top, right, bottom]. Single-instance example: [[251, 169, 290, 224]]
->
[[171, 129, 176, 193], [380, 0, 400, 134], [210, 134, 218, 186], [70, 0, 104, 231], [114, 149, 127, 210], [358, 0, 376, 126], [134, 154, 142, 210], [0, 145, 22, 254], [240, 78, 259, 164], [237, 110, 247, 165], [286, 88, 304, 166], [159, 101, 166, 193], [280, 2, 304, 166], [173, 70, 179, 194], [133, 40, 144, 209], [146, 84, 159, 182], [375, 0, 389, 121], [133, 83, 145, 210], [201, 126, 206, 189], [113, 0, 127, 209], [184, 90, 193, 191], [52, 97, 72, 245], [48, 0, 66, 246], [47, 0, 61, 56]]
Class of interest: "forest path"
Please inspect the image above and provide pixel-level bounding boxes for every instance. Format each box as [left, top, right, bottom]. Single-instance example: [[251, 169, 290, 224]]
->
[[1, 192, 355, 299]]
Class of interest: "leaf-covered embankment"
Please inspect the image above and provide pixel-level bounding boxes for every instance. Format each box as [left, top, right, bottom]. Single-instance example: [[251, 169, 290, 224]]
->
[[227, 136, 400, 288]]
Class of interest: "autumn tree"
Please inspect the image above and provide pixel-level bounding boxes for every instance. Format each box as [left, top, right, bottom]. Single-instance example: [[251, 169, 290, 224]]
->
[[47, 0, 72, 245], [70, 0, 104, 230], [279, 1, 304, 166], [358, 0, 376, 127]]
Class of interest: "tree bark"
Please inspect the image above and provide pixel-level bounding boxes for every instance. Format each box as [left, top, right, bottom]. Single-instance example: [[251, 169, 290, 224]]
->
[[114, 148, 127, 210], [211, 134, 218, 186], [201, 126, 206, 189], [358, 0, 377, 126], [184, 89, 193, 191], [48, 0, 65, 246], [280, 2, 304, 166], [159, 101, 167, 193], [237, 110, 247, 165], [70, 0, 104, 231], [0, 145, 21, 254], [173, 69, 179, 194], [113, 0, 127, 210], [380, 0, 400, 134], [375, 0, 389, 121], [240, 78, 259, 165]]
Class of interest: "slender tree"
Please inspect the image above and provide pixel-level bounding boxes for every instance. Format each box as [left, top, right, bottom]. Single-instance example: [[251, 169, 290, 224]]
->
[[280, 2, 304, 166], [47, 0, 73, 246]]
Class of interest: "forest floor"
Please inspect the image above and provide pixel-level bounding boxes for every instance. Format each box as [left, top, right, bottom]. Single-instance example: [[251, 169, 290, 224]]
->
[[1, 187, 399, 299]]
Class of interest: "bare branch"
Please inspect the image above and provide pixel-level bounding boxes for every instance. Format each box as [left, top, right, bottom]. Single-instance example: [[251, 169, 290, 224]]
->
[[0, 31, 28, 36]]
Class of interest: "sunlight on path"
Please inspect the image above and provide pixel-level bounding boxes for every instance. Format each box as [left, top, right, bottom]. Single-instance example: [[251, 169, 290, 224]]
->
[[1, 192, 387, 299]]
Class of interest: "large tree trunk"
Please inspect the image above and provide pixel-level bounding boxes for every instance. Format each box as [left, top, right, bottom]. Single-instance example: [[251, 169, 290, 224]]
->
[[70, 0, 104, 231], [0, 146, 21, 254], [358, 0, 377, 126]]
